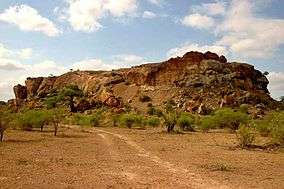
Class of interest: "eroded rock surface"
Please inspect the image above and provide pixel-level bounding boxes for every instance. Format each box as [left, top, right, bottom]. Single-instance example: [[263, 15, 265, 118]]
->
[[12, 51, 275, 113]]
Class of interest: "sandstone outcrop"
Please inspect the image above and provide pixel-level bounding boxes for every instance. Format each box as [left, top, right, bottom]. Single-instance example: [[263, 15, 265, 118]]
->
[[12, 51, 276, 113]]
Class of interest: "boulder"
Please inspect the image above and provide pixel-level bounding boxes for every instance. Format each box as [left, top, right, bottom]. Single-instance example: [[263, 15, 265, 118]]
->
[[13, 84, 27, 100]]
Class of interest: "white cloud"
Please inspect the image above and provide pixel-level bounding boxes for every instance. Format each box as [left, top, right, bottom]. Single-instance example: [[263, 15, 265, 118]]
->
[[191, 1, 226, 16], [64, 0, 138, 32], [147, 0, 164, 6], [181, 13, 214, 29], [71, 54, 145, 71], [0, 43, 66, 100], [18, 48, 33, 59], [267, 72, 284, 99], [167, 43, 228, 58], [112, 54, 144, 67], [142, 11, 157, 19], [0, 5, 60, 37], [72, 59, 115, 71], [267, 72, 284, 91], [0, 43, 33, 60], [216, 0, 284, 59], [183, 0, 284, 59], [104, 0, 138, 17]]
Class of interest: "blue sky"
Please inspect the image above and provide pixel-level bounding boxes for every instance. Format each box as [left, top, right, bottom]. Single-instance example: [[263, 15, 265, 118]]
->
[[0, 0, 283, 101]]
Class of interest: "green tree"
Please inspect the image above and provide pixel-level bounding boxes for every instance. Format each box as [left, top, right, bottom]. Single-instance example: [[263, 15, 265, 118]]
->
[[58, 85, 83, 112]]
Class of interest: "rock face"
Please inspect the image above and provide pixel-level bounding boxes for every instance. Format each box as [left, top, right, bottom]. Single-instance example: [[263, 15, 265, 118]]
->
[[12, 51, 275, 113], [13, 84, 27, 100]]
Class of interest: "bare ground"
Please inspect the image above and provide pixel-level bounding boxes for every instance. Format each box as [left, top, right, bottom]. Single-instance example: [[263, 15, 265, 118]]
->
[[0, 126, 283, 189]]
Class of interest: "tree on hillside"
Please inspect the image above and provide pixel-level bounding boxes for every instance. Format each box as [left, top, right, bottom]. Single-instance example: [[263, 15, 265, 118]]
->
[[45, 85, 84, 112], [58, 85, 83, 112]]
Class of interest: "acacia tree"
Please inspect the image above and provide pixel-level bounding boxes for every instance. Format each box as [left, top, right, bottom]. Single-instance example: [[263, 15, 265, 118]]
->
[[45, 85, 83, 112], [50, 109, 65, 136], [58, 85, 83, 112]]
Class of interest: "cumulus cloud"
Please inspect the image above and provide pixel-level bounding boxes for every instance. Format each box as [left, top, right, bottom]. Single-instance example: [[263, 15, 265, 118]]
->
[[267, 72, 284, 99], [181, 13, 215, 29], [18, 48, 33, 59], [215, 0, 284, 59], [0, 5, 60, 37], [167, 43, 228, 58], [267, 72, 284, 91], [63, 0, 138, 32], [71, 59, 115, 71], [182, 0, 284, 59], [71, 54, 145, 71], [0, 43, 66, 100], [147, 0, 164, 6], [142, 11, 157, 19], [191, 1, 226, 16]]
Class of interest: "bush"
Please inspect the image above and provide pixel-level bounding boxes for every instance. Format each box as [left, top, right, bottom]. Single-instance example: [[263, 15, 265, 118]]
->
[[147, 106, 163, 117], [239, 104, 249, 113], [139, 95, 152, 102], [111, 114, 120, 127], [120, 113, 143, 128], [177, 113, 195, 131], [237, 124, 255, 148], [199, 115, 216, 132], [212, 108, 249, 130], [255, 111, 284, 145], [163, 112, 177, 133], [165, 99, 176, 113], [72, 113, 101, 127], [16, 110, 52, 131], [147, 116, 160, 127]]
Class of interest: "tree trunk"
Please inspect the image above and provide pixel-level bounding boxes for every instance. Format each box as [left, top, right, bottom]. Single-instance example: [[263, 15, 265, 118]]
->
[[41, 125, 43, 132], [54, 123, 58, 136], [70, 98, 76, 113], [0, 131, 4, 142]]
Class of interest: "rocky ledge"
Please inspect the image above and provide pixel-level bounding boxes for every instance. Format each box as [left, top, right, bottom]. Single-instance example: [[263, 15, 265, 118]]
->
[[11, 51, 276, 114]]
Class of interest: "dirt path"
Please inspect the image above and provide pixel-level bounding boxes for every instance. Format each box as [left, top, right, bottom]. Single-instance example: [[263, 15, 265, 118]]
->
[[1, 126, 283, 188], [93, 128, 229, 189]]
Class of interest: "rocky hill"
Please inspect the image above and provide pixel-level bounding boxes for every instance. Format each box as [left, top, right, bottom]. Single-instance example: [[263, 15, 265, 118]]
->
[[11, 51, 275, 114]]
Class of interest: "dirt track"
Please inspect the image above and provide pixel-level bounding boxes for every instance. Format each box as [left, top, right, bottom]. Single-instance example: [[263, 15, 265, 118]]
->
[[0, 127, 283, 189]]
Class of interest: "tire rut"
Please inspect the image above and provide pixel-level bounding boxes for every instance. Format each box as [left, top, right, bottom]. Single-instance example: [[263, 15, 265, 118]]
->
[[93, 128, 230, 189]]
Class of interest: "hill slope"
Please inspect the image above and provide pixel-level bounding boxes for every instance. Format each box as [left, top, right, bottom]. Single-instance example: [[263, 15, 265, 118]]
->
[[11, 51, 275, 113]]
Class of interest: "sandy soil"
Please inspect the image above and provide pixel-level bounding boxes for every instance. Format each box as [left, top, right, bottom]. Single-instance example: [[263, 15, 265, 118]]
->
[[0, 126, 283, 189]]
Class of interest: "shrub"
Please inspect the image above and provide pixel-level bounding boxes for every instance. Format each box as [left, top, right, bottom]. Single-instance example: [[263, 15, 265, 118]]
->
[[165, 99, 176, 113], [44, 96, 59, 109], [111, 114, 120, 127], [236, 124, 255, 148], [120, 113, 143, 128], [256, 112, 284, 145], [199, 116, 216, 132], [177, 113, 195, 131], [72, 113, 101, 127], [163, 112, 177, 133], [16, 110, 52, 131], [213, 108, 249, 130], [139, 95, 152, 102], [147, 106, 163, 117], [147, 116, 160, 127], [239, 104, 249, 113]]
